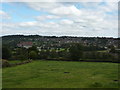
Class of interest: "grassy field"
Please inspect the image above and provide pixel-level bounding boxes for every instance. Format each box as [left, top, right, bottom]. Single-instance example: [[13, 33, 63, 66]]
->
[[8, 60, 23, 64], [2, 60, 119, 88]]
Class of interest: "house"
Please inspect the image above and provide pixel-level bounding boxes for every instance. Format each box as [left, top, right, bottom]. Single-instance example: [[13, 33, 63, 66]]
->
[[17, 42, 33, 48]]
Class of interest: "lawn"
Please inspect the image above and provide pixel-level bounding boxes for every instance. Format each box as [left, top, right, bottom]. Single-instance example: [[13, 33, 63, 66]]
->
[[8, 60, 23, 64], [2, 60, 119, 88]]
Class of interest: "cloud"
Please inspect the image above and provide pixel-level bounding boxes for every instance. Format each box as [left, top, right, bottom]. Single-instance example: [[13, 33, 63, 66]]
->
[[51, 5, 81, 16], [19, 21, 37, 27], [26, 2, 62, 11], [1, 2, 118, 37], [1, 0, 119, 2], [36, 15, 60, 21], [0, 10, 11, 19], [60, 19, 74, 24]]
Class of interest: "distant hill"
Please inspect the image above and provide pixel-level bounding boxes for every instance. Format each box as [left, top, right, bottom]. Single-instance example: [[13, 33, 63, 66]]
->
[[1, 35, 119, 49]]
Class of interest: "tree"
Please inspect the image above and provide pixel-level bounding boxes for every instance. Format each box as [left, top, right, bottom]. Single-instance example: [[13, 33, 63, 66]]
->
[[69, 43, 83, 61], [2, 46, 11, 59], [28, 46, 39, 53], [110, 46, 116, 53], [49, 49, 58, 59], [29, 51, 38, 60], [14, 47, 28, 60], [38, 50, 49, 59]]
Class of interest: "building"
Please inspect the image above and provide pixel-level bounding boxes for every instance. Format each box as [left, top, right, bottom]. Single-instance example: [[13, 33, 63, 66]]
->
[[17, 42, 33, 48]]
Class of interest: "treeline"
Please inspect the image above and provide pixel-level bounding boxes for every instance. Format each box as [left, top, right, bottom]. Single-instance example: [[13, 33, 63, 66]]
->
[[2, 35, 119, 39], [2, 43, 119, 63]]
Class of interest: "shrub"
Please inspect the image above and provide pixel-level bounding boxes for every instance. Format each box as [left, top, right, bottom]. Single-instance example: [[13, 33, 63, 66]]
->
[[2, 59, 11, 67], [2, 47, 11, 59], [29, 51, 38, 60], [69, 43, 83, 61]]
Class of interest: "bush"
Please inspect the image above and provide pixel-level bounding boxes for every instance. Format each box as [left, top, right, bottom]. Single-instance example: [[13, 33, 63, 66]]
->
[[69, 43, 83, 61], [29, 51, 38, 60], [2, 47, 11, 59], [2, 59, 11, 67]]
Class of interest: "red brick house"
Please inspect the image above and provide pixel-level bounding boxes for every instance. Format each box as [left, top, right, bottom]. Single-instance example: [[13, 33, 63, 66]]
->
[[17, 42, 33, 48]]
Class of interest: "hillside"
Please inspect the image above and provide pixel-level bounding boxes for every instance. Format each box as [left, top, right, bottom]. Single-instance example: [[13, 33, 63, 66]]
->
[[1, 35, 119, 49], [3, 60, 119, 88]]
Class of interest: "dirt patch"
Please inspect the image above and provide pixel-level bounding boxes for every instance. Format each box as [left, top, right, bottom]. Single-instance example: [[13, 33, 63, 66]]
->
[[113, 80, 119, 82], [64, 72, 70, 73], [51, 69, 59, 71]]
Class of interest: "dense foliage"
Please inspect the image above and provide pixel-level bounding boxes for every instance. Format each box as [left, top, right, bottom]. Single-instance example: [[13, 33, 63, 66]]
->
[[2, 46, 11, 59]]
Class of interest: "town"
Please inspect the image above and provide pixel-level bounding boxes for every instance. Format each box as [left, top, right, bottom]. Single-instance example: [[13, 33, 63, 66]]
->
[[2, 35, 119, 50], [2, 35, 120, 63]]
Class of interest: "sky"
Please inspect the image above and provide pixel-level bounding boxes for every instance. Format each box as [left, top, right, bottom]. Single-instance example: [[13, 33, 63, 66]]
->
[[0, 1, 118, 37]]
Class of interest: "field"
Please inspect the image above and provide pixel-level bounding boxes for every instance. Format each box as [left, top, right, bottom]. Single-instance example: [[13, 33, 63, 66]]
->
[[2, 60, 119, 88], [8, 60, 23, 64]]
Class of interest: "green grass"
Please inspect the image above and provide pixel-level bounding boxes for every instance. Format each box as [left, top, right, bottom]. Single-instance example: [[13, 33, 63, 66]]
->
[[8, 60, 22, 64], [97, 50, 109, 53], [3, 60, 119, 88]]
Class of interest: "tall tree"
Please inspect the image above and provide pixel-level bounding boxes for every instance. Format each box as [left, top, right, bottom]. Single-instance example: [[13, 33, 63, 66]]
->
[[2, 46, 11, 59], [69, 43, 83, 61], [29, 51, 38, 60], [28, 46, 39, 53]]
